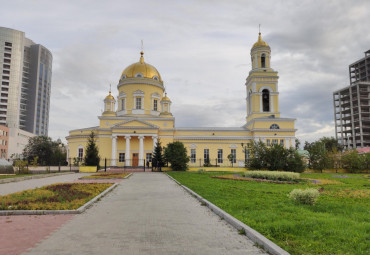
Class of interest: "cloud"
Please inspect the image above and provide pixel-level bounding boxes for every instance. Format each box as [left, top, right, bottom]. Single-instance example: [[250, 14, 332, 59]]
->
[[1, 0, 369, 144]]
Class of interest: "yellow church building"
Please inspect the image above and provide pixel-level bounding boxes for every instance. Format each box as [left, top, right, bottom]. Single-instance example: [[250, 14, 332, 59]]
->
[[66, 33, 297, 168]]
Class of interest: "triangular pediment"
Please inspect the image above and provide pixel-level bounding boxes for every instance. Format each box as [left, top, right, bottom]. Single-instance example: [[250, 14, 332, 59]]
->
[[111, 119, 159, 129]]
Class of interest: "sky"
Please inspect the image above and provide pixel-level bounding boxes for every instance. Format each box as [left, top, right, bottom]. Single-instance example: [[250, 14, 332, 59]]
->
[[1, 0, 369, 146]]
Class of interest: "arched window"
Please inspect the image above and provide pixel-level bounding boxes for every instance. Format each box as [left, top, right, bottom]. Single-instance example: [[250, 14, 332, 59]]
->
[[135, 73, 143, 78], [270, 124, 280, 129], [262, 89, 270, 112], [261, 53, 266, 68]]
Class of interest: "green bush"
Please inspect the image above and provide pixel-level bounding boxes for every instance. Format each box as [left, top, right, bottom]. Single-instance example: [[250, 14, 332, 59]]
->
[[288, 188, 320, 205], [243, 170, 300, 181], [341, 150, 368, 173]]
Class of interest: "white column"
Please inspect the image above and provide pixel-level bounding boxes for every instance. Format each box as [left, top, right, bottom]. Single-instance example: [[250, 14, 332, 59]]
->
[[152, 135, 158, 151], [125, 135, 131, 166], [138, 135, 145, 166], [111, 135, 117, 166], [285, 138, 290, 149]]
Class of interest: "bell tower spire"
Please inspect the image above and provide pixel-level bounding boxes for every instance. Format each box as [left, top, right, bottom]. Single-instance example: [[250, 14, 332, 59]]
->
[[245, 31, 280, 123]]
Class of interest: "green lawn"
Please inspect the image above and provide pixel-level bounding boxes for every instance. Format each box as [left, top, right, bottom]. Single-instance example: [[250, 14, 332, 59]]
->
[[167, 171, 369, 255], [0, 174, 31, 179], [0, 173, 54, 180]]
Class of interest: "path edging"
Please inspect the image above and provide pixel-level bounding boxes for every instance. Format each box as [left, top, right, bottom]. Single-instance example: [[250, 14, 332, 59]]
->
[[0, 172, 75, 184], [0, 183, 119, 216], [166, 173, 290, 255]]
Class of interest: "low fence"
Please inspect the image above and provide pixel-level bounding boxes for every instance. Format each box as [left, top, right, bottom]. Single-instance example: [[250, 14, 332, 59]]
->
[[67, 157, 249, 170]]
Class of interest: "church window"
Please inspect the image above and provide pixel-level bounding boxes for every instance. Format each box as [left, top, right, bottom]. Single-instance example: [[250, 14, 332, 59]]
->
[[280, 140, 284, 146], [267, 139, 271, 146], [78, 148, 83, 161], [272, 139, 278, 145], [119, 153, 125, 162], [261, 53, 266, 68], [136, 97, 142, 109], [135, 73, 143, 78], [270, 124, 280, 129], [146, 153, 152, 163], [153, 99, 158, 111], [204, 149, 209, 163], [217, 149, 223, 163], [191, 149, 196, 163], [153, 76, 159, 81], [230, 149, 236, 163], [121, 99, 125, 110], [262, 89, 270, 112], [121, 74, 126, 79]]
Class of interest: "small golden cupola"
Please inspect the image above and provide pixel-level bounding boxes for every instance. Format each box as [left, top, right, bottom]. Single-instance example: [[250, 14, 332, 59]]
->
[[251, 32, 271, 70], [160, 93, 172, 116], [103, 89, 116, 116]]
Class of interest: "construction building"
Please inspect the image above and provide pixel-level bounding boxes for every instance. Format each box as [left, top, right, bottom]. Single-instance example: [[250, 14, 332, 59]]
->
[[333, 50, 370, 149]]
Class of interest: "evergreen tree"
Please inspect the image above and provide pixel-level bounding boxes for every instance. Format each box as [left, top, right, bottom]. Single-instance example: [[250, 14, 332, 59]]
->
[[152, 139, 164, 171], [164, 141, 189, 171], [84, 131, 100, 168]]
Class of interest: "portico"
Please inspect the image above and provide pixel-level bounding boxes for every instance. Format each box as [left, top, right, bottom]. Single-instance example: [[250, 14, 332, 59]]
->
[[110, 134, 158, 167]]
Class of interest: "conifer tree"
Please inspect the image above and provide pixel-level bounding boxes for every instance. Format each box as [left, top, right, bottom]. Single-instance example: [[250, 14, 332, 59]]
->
[[152, 139, 164, 171], [84, 131, 100, 168]]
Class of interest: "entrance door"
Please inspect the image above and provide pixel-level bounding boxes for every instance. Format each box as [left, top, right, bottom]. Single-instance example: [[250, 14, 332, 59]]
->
[[132, 153, 139, 167]]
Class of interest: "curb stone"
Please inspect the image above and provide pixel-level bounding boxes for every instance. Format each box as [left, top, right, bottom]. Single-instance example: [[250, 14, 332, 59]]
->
[[166, 173, 290, 255], [0, 183, 119, 216], [0, 172, 75, 184]]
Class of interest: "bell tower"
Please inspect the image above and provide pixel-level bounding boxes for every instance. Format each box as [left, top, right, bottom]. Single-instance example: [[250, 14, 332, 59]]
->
[[246, 32, 280, 123]]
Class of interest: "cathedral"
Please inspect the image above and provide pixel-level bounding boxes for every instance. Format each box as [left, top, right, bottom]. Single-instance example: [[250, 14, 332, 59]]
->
[[66, 33, 297, 168]]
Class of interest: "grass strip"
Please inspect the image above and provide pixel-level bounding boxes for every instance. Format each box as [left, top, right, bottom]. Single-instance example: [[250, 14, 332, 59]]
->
[[167, 171, 369, 255]]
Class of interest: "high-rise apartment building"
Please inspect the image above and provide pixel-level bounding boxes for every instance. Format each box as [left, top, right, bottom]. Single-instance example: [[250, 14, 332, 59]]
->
[[0, 27, 52, 136], [333, 50, 370, 149]]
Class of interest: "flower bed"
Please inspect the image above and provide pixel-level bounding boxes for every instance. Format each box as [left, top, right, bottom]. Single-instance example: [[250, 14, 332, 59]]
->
[[243, 170, 300, 181], [212, 174, 301, 184], [0, 183, 112, 210], [80, 172, 130, 179]]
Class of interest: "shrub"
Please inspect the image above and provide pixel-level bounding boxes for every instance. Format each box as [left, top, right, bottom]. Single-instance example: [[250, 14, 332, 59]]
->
[[196, 169, 206, 174], [243, 170, 300, 181], [288, 188, 320, 205]]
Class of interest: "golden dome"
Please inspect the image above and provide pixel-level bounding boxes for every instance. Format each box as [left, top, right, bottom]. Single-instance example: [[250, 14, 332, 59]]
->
[[252, 32, 269, 48], [162, 93, 171, 101], [120, 51, 162, 81], [105, 91, 115, 100]]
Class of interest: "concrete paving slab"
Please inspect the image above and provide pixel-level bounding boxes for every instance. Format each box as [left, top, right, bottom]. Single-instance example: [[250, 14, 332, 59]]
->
[[24, 173, 268, 255]]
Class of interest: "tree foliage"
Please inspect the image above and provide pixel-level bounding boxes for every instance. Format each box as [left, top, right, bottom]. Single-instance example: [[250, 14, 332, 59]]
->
[[304, 140, 330, 171], [164, 141, 189, 171], [248, 141, 305, 172], [341, 150, 369, 173], [83, 131, 100, 167], [23, 136, 66, 166], [152, 139, 164, 171], [319, 136, 343, 152]]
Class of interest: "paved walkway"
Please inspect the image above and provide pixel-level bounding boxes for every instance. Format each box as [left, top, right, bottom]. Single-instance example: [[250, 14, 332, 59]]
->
[[23, 173, 267, 255]]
